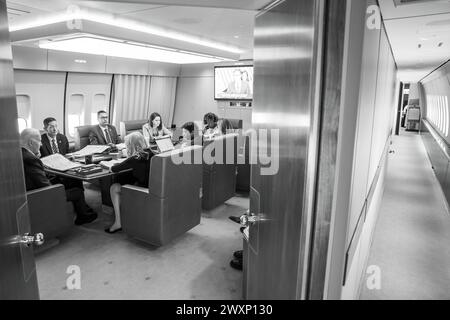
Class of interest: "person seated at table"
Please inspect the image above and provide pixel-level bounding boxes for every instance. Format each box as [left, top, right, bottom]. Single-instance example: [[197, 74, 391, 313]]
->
[[40, 117, 70, 157], [180, 122, 202, 147], [89, 110, 120, 146], [105, 132, 153, 233], [142, 112, 173, 145], [40, 117, 88, 191], [142, 112, 173, 146], [202, 112, 221, 140], [20, 128, 97, 225]]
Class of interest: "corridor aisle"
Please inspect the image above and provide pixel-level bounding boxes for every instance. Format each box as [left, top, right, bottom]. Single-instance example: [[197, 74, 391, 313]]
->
[[360, 132, 450, 300]]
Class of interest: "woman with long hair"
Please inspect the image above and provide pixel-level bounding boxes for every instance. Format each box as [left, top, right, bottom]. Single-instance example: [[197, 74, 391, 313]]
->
[[142, 112, 173, 145], [105, 132, 153, 233]]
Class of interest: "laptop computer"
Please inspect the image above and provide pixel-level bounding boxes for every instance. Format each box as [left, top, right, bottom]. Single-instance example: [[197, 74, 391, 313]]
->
[[154, 135, 175, 153]]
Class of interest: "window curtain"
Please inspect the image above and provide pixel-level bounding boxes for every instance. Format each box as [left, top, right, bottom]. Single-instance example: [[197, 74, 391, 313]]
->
[[111, 74, 152, 129], [148, 76, 178, 127]]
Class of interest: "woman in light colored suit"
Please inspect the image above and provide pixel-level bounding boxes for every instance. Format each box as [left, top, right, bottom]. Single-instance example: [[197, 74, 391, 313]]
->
[[142, 112, 172, 145]]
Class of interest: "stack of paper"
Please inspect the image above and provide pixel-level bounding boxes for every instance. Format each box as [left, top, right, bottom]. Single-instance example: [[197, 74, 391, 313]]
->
[[72, 145, 111, 157], [99, 158, 127, 170], [41, 154, 82, 172]]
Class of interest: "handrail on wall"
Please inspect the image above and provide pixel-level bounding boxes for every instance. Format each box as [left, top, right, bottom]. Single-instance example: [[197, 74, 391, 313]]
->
[[422, 119, 450, 161]]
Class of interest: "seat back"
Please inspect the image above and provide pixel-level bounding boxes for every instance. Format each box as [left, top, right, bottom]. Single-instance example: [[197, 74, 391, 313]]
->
[[148, 146, 203, 199], [119, 120, 148, 142], [202, 134, 238, 210], [74, 125, 93, 150], [27, 185, 73, 241], [121, 146, 203, 246], [227, 119, 243, 130]]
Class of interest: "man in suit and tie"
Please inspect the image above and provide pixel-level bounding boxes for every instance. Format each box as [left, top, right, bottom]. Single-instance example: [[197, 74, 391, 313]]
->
[[40, 117, 88, 192], [89, 110, 120, 146], [40, 117, 69, 157], [21, 128, 97, 225]]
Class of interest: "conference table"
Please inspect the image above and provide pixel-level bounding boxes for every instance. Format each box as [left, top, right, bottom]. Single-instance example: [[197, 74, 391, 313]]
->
[[44, 153, 132, 206]]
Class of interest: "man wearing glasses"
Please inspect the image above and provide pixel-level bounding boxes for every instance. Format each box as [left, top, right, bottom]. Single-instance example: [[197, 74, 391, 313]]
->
[[89, 110, 120, 146]]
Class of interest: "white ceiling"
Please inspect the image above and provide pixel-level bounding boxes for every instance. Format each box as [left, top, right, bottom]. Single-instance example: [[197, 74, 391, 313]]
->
[[379, 0, 450, 82], [6, 0, 274, 60]]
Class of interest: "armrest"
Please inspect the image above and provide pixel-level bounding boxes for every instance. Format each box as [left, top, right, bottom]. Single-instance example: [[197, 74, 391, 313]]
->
[[27, 184, 65, 197], [122, 184, 149, 194]]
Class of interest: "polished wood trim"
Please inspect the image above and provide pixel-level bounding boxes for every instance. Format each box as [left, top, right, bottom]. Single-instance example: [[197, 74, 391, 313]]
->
[[306, 0, 348, 300]]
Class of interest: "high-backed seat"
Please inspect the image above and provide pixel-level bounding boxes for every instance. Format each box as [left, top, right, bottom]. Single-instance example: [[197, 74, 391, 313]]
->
[[119, 120, 148, 142], [74, 125, 93, 151], [27, 184, 73, 241], [228, 119, 243, 130], [121, 146, 203, 246], [202, 134, 238, 210]]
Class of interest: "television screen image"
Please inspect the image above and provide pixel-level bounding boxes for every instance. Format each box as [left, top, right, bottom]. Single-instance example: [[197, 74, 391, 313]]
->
[[215, 66, 253, 101]]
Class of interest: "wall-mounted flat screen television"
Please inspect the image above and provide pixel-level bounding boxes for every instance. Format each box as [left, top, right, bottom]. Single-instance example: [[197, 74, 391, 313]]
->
[[215, 66, 253, 101]]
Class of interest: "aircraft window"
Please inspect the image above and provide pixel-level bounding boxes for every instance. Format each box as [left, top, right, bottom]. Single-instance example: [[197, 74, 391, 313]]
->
[[17, 118, 28, 133], [16, 95, 31, 129], [67, 94, 85, 138]]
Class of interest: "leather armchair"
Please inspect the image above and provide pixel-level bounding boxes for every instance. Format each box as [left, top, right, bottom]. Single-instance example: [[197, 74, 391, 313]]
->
[[119, 120, 148, 142], [74, 125, 93, 151], [27, 184, 73, 241], [121, 146, 203, 246], [202, 134, 238, 210]]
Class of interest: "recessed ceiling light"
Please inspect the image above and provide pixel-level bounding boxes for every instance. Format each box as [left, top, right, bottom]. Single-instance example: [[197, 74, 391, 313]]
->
[[9, 8, 242, 54], [74, 59, 87, 64], [234, 35, 240, 39], [39, 36, 232, 64]]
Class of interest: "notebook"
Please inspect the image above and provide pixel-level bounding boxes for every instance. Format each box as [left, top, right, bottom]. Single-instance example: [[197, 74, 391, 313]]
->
[[155, 135, 175, 153]]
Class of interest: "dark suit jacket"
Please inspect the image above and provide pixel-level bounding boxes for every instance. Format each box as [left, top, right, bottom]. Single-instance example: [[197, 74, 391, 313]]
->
[[21, 147, 51, 191], [88, 125, 120, 145], [40, 133, 69, 157]]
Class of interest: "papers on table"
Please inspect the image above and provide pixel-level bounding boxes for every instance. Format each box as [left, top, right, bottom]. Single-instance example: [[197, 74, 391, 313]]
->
[[115, 143, 126, 151], [72, 145, 111, 157], [41, 154, 82, 172], [99, 158, 127, 170]]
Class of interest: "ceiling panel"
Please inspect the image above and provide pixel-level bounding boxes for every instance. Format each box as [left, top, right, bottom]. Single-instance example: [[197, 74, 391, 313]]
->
[[379, 0, 450, 20], [121, 6, 255, 50], [379, 0, 450, 81], [76, 0, 275, 10]]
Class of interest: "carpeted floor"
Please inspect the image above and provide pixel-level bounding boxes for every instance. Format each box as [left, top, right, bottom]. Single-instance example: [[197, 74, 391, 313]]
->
[[35, 185, 249, 300], [360, 131, 450, 299]]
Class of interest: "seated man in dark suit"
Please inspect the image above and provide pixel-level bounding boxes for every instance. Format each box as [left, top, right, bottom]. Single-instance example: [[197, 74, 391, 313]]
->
[[40, 117, 86, 191], [21, 128, 97, 225], [89, 110, 120, 146], [40, 117, 69, 157]]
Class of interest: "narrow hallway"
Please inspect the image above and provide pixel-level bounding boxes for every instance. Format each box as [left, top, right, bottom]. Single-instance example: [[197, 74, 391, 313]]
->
[[360, 131, 450, 299]]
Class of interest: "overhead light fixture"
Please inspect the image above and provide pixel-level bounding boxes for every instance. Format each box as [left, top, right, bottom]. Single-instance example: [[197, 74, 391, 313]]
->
[[39, 36, 232, 64], [74, 59, 87, 64], [10, 7, 243, 54]]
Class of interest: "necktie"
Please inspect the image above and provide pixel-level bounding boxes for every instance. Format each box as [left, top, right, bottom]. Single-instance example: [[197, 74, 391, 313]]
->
[[51, 139, 58, 154], [104, 128, 112, 144]]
